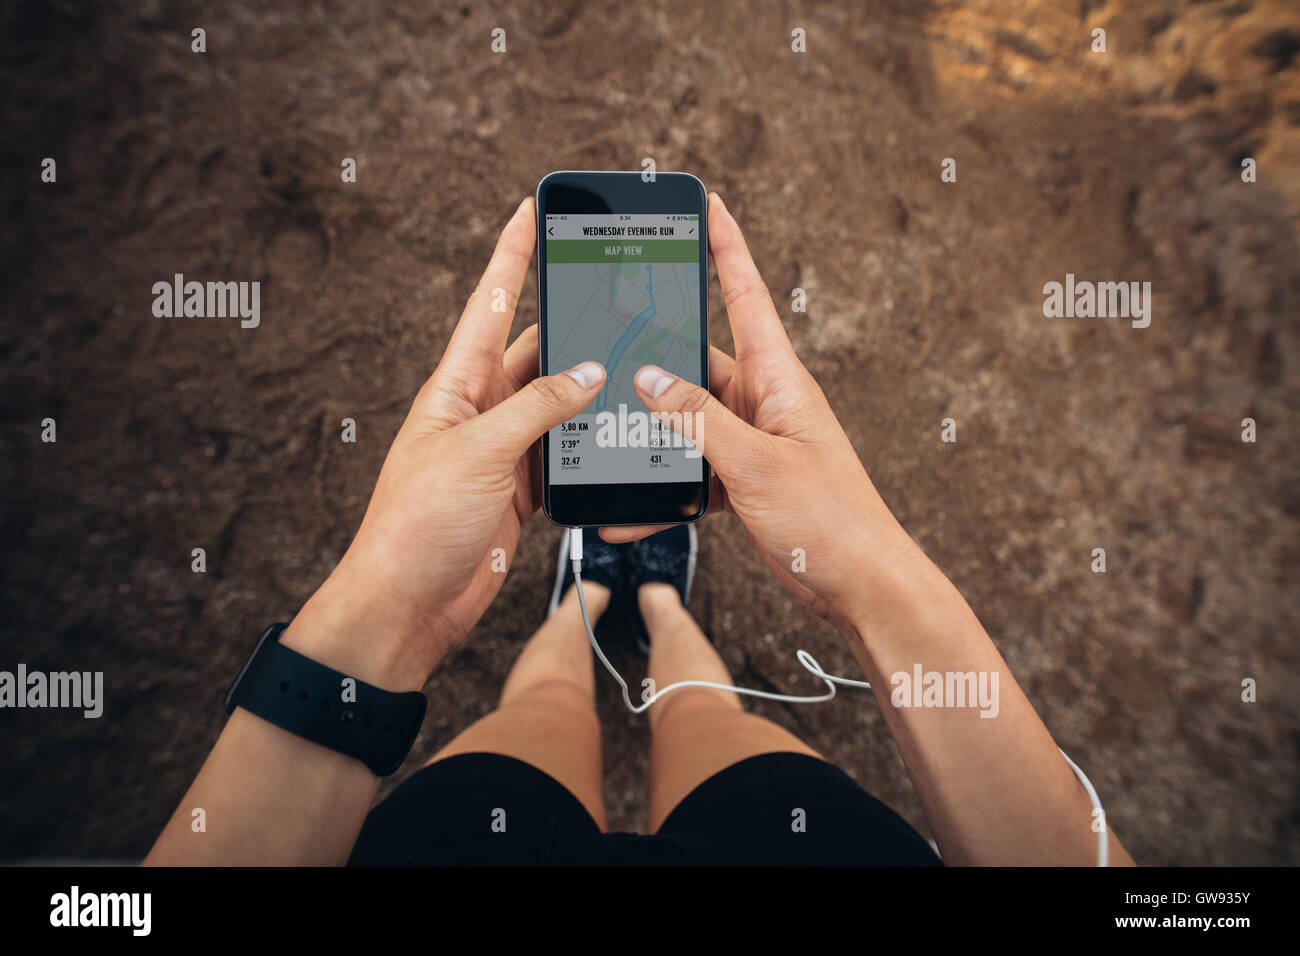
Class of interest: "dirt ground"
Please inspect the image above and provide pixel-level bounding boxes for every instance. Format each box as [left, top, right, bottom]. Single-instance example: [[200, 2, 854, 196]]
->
[[1, 0, 1297, 865]]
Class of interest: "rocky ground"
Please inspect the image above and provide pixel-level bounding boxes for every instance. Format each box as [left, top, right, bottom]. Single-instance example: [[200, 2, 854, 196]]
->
[[1, 0, 1297, 864]]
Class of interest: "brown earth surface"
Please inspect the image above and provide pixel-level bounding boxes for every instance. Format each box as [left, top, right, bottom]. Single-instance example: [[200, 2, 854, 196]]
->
[[1, 0, 1298, 864]]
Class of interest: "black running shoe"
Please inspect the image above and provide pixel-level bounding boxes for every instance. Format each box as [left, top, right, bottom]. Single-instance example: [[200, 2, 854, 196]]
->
[[626, 523, 698, 654], [548, 528, 632, 635]]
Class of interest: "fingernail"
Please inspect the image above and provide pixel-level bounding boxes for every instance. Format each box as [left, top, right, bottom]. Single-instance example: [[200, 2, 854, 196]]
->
[[636, 365, 676, 399], [564, 361, 605, 389], [711, 192, 730, 217]]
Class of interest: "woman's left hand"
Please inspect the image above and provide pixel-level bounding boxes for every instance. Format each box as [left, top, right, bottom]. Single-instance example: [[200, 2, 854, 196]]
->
[[280, 197, 604, 690]]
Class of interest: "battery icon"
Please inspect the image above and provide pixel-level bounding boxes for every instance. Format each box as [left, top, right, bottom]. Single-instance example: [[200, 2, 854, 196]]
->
[[687, 215, 698, 220]]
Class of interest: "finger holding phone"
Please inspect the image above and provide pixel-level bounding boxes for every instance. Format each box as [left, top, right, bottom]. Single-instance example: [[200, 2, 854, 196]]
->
[[604, 192, 918, 631], [279, 196, 610, 692]]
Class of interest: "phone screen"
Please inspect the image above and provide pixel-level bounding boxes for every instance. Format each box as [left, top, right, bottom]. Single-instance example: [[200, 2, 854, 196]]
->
[[543, 212, 704, 488]]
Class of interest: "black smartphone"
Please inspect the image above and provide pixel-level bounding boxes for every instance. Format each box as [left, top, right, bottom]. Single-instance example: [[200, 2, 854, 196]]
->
[[537, 170, 710, 528]]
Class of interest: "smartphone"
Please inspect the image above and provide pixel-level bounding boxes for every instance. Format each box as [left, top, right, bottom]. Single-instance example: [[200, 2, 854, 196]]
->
[[537, 170, 710, 528]]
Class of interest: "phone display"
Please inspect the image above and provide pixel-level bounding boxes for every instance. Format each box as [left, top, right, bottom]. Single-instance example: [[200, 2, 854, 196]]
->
[[537, 172, 710, 527]]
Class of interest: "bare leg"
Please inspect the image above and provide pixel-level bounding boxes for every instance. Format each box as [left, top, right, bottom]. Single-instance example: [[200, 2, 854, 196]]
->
[[427, 582, 610, 830], [640, 582, 822, 832]]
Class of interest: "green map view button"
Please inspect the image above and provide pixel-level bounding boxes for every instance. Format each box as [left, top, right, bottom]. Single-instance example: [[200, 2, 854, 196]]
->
[[546, 239, 698, 263]]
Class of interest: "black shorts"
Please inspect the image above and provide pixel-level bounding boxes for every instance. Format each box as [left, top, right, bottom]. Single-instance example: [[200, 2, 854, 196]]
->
[[348, 751, 941, 866]]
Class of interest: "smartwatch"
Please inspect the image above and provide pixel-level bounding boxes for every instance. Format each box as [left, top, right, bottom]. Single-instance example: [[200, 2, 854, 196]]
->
[[225, 623, 427, 776]]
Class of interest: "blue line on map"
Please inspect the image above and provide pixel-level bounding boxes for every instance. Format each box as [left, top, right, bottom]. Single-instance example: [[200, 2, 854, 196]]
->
[[596, 265, 655, 412]]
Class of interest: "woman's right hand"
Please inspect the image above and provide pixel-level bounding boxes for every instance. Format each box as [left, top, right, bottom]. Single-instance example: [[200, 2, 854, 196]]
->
[[604, 194, 922, 630]]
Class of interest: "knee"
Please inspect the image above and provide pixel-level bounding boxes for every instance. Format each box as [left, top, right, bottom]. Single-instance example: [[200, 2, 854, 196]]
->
[[500, 678, 600, 733], [648, 685, 742, 734]]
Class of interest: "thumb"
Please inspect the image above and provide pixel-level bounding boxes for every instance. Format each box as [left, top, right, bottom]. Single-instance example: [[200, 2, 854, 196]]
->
[[633, 365, 753, 477], [478, 361, 607, 459]]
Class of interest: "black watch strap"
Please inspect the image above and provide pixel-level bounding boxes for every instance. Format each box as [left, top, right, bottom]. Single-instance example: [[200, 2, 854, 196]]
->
[[224, 623, 427, 776]]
